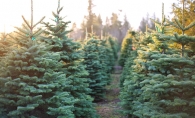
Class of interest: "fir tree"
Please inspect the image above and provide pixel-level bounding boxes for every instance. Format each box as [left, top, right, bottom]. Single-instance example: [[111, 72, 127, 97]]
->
[[0, 32, 12, 61], [42, 1, 98, 117], [98, 38, 117, 85], [119, 30, 134, 67], [0, 1, 76, 117], [120, 3, 195, 117], [106, 36, 119, 72], [119, 30, 153, 117], [82, 37, 107, 102]]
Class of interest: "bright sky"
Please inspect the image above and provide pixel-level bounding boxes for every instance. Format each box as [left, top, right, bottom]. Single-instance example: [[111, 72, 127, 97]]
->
[[0, 0, 176, 33]]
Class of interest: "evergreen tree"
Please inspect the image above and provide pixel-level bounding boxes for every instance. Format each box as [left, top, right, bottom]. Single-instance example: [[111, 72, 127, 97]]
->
[[120, 2, 195, 117], [82, 37, 107, 102], [0, 32, 12, 61], [119, 30, 134, 67], [121, 15, 131, 41], [81, 33, 118, 101], [42, 1, 98, 117], [139, 13, 158, 33], [107, 36, 118, 63], [98, 37, 118, 84], [171, 0, 195, 56], [119, 31, 152, 117], [0, 1, 76, 117], [110, 13, 123, 44], [119, 32, 153, 88]]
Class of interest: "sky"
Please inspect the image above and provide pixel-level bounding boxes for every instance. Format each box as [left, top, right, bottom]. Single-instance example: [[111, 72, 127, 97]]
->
[[0, 0, 176, 33]]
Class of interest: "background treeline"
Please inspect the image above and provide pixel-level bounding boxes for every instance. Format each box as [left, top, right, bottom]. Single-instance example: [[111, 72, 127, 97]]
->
[[68, 0, 157, 46]]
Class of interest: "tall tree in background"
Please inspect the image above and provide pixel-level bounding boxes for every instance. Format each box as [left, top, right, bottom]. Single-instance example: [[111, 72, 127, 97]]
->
[[109, 13, 122, 44], [93, 14, 103, 37], [76, 2, 130, 46], [84, 0, 95, 36], [81, 0, 103, 39], [103, 17, 111, 37], [139, 13, 159, 32], [120, 15, 131, 44], [87, 0, 95, 33]]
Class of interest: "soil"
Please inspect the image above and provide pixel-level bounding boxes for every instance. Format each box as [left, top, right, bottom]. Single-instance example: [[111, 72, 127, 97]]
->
[[95, 67, 126, 118]]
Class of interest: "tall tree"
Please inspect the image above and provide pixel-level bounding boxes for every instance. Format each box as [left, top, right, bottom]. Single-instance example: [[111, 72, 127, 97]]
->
[[93, 14, 103, 37], [110, 13, 122, 44], [139, 13, 158, 32], [102, 17, 110, 37], [86, 0, 95, 35]]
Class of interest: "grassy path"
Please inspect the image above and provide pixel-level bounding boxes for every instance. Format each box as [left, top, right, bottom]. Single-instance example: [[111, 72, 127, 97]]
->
[[96, 69, 125, 118]]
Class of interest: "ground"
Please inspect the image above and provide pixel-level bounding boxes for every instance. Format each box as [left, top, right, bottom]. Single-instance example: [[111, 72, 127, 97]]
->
[[96, 67, 126, 118]]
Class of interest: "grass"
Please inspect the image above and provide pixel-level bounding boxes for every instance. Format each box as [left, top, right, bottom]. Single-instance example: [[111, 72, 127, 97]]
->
[[96, 71, 126, 118]]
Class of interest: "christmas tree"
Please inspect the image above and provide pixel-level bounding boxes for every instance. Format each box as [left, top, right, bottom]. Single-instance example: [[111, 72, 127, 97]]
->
[[119, 30, 134, 67], [41, 1, 98, 117], [0, 1, 76, 117], [82, 37, 107, 102], [120, 3, 195, 117], [0, 31, 13, 61]]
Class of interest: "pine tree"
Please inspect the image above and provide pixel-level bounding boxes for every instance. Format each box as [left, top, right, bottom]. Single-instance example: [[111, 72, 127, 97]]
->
[[41, 1, 98, 117]]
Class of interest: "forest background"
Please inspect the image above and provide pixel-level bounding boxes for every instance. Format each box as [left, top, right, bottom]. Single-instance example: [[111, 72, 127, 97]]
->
[[0, 0, 175, 45]]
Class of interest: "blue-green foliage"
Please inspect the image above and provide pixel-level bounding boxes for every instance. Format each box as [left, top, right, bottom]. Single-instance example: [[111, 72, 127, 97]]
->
[[42, 6, 98, 118], [82, 36, 117, 102], [0, 31, 76, 117], [120, 17, 195, 117]]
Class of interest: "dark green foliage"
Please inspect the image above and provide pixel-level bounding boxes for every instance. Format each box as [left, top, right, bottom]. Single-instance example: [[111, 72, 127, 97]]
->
[[83, 38, 107, 102], [119, 50, 137, 88], [99, 38, 118, 84], [42, 6, 98, 118], [81, 35, 118, 102], [107, 36, 119, 62]]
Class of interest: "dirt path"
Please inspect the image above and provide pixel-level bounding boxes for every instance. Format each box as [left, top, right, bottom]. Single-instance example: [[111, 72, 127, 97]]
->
[[96, 68, 125, 118]]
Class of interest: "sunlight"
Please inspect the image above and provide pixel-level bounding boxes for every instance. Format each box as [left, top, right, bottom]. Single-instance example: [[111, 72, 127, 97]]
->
[[0, 0, 174, 33]]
